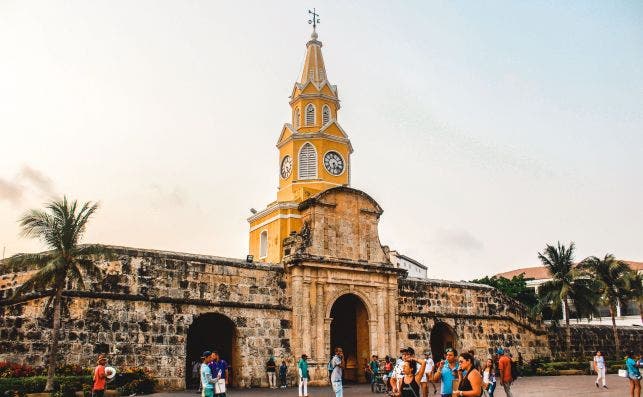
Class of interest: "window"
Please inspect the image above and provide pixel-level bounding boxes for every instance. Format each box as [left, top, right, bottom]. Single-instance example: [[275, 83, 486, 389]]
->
[[260, 230, 268, 258], [305, 104, 315, 125], [298, 143, 317, 179], [322, 105, 330, 125], [294, 108, 300, 128]]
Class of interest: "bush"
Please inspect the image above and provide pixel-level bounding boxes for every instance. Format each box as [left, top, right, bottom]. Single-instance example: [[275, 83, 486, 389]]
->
[[113, 368, 156, 395], [0, 375, 91, 397]]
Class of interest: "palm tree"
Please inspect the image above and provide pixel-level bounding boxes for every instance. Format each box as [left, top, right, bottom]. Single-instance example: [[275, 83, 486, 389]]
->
[[580, 254, 634, 358], [624, 272, 643, 325], [0, 197, 107, 392], [537, 242, 599, 360]]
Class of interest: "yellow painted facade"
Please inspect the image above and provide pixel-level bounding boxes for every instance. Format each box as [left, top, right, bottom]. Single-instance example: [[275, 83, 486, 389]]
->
[[248, 30, 353, 263]]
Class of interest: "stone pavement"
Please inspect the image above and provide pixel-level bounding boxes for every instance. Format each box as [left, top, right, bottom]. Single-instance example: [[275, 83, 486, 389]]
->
[[152, 374, 631, 397]]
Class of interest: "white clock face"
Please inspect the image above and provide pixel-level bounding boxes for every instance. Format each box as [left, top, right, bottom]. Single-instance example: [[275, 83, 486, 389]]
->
[[324, 151, 345, 176], [280, 155, 293, 179]]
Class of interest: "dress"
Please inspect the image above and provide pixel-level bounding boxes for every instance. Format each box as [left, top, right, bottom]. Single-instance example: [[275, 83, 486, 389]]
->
[[401, 377, 421, 397]]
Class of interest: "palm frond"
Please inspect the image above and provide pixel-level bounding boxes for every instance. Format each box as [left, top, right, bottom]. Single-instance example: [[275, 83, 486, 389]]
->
[[0, 252, 56, 273], [67, 262, 86, 290], [13, 258, 65, 297]]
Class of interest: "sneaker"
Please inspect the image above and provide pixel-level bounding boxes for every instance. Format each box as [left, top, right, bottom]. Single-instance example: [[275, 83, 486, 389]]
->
[[603, 385, 608, 389], [595, 382, 599, 388]]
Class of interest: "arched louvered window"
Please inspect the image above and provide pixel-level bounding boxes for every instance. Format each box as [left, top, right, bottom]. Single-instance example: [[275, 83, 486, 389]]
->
[[305, 104, 315, 125], [322, 105, 330, 125], [294, 108, 300, 128], [298, 143, 317, 180], [260, 230, 268, 258]]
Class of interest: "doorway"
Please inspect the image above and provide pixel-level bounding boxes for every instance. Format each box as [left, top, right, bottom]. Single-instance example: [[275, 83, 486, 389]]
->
[[330, 294, 370, 383], [430, 322, 457, 360]]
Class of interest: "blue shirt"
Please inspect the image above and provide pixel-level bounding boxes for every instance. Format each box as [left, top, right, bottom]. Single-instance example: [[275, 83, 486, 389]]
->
[[439, 362, 459, 395], [626, 358, 640, 377], [200, 363, 214, 390], [208, 359, 228, 379]]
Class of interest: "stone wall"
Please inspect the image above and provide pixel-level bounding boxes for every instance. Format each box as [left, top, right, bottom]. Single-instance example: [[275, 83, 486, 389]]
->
[[0, 246, 292, 389], [548, 324, 643, 360], [397, 278, 552, 361]]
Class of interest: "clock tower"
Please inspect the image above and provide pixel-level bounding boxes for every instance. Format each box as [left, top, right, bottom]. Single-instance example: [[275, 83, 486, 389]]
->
[[248, 27, 353, 263]]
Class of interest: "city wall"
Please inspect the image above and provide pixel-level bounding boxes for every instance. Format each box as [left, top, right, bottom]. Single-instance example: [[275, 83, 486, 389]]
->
[[548, 324, 643, 360]]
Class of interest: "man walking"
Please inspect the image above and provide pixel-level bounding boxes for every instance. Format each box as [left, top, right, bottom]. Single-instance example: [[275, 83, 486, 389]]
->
[[92, 355, 113, 397], [430, 348, 458, 397], [208, 351, 228, 397], [200, 351, 217, 397], [266, 356, 277, 388], [421, 352, 436, 397], [330, 347, 345, 397], [279, 359, 288, 388], [497, 349, 514, 397], [298, 354, 309, 397]]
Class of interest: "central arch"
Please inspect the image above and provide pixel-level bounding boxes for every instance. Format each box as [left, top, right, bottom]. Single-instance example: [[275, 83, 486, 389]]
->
[[330, 293, 370, 383], [430, 322, 457, 360], [185, 313, 239, 389]]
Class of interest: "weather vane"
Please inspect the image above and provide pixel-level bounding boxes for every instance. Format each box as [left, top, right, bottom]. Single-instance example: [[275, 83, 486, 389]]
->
[[308, 8, 320, 30]]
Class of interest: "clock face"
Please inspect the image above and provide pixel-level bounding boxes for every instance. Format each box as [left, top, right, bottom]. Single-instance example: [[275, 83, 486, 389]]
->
[[280, 155, 293, 179], [324, 151, 345, 176]]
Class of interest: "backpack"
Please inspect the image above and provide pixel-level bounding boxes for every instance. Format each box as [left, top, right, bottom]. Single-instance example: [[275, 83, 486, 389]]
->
[[327, 357, 336, 372], [510, 360, 520, 380]]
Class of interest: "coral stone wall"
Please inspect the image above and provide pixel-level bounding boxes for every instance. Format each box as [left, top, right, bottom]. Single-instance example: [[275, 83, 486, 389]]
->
[[397, 278, 551, 361], [548, 324, 643, 360], [0, 246, 292, 390]]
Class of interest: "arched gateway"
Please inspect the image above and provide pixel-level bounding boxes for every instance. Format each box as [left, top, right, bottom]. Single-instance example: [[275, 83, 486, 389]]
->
[[330, 294, 370, 383], [185, 313, 238, 388], [430, 322, 457, 360]]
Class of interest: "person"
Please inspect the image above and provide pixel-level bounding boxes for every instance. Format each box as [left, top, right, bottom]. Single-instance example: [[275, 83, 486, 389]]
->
[[369, 355, 380, 386], [455, 352, 483, 397], [92, 355, 113, 397], [392, 347, 421, 395], [208, 351, 228, 397], [298, 354, 309, 397], [364, 358, 373, 384], [593, 350, 607, 388], [266, 356, 277, 388], [400, 358, 427, 397], [626, 351, 641, 397], [192, 360, 201, 390], [330, 346, 345, 397], [482, 358, 496, 397], [420, 352, 436, 397], [497, 349, 513, 397], [279, 360, 288, 388], [430, 348, 459, 397], [200, 351, 217, 397]]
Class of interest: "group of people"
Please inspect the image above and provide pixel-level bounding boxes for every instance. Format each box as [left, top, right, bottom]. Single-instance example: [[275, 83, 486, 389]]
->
[[196, 350, 229, 397], [294, 347, 345, 397], [265, 356, 289, 388], [364, 347, 517, 397]]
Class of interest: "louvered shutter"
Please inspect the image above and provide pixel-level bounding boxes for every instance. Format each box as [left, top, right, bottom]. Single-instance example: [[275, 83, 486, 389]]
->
[[298, 143, 317, 179]]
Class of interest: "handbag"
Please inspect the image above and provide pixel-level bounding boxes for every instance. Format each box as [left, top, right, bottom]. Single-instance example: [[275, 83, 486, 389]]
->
[[618, 369, 628, 378], [214, 378, 226, 394]]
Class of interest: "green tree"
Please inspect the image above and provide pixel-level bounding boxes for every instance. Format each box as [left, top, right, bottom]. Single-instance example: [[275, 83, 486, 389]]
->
[[537, 242, 599, 360], [624, 272, 643, 327], [470, 274, 539, 311], [0, 197, 107, 392], [579, 254, 634, 357]]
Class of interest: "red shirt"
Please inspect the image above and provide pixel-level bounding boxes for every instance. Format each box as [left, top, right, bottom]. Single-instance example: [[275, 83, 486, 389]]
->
[[93, 365, 107, 390], [498, 356, 512, 383]]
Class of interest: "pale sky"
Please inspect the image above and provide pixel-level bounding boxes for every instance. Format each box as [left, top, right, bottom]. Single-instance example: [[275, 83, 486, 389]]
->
[[1, 1, 642, 281]]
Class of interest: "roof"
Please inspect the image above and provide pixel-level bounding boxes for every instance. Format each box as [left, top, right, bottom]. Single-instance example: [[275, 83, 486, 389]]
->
[[298, 31, 328, 85], [391, 251, 427, 270], [496, 260, 643, 280]]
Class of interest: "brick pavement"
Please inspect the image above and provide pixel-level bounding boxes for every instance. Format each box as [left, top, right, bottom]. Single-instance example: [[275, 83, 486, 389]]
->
[[152, 375, 631, 397]]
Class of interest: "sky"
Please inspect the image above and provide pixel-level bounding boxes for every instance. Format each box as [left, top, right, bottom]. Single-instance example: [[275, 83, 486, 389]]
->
[[1, 1, 642, 281]]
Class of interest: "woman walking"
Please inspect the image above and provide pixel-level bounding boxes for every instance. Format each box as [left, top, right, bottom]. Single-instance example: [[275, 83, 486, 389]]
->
[[593, 351, 607, 388], [482, 358, 496, 397], [626, 351, 641, 397], [455, 352, 483, 397]]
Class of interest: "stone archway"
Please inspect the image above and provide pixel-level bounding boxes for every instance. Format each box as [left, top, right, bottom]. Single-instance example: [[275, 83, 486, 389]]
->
[[330, 294, 370, 383], [185, 313, 239, 388], [430, 322, 457, 360]]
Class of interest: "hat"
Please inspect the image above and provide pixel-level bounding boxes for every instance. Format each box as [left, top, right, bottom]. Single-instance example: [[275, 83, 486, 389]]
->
[[400, 347, 415, 355], [97, 355, 107, 364], [496, 348, 504, 355], [301, 354, 308, 359], [201, 351, 212, 358]]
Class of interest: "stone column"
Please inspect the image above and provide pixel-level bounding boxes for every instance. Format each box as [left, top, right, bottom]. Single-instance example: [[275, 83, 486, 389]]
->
[[302, 280, 312, 356], [291, 270, 303, 358], [377, 288, 386, 355], [388, 286, 397, 355], [316, 281, 325, 361]]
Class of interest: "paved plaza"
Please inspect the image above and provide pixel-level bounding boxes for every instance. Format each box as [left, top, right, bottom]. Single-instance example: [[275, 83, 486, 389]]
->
[[153, 374, 631, 397]]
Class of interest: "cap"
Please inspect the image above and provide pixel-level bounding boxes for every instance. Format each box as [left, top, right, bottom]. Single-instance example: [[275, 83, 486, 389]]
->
[[301, 354, 308, 359], [400, 347, 415, 355], [496, 348, 504, 355], [201, 350, 212, 358], [97, 355, 108, 364]]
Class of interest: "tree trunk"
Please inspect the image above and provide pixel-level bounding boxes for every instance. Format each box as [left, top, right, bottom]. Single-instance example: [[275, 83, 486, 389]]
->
[[564, 297, 572, 362], [639, 301, 642, 325], [45, 287, 63, 392], [609, 304, 621, 359]]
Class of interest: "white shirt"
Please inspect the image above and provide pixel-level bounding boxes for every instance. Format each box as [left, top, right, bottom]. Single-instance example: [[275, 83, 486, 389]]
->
[[594, 356, 605, 369], [421, 358, 434, 382]]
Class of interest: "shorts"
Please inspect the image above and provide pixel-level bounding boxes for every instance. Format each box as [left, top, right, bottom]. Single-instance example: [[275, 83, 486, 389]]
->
[[92, 390, 105, 397], [203, 388, 214, 397], [629, 373, 642, 381]]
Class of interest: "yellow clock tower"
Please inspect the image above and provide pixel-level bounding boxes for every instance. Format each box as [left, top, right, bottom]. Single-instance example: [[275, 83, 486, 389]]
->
[[248, 28, 353, 263]]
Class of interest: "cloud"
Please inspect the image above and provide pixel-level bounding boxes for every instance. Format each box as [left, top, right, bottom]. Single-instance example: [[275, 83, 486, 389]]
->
[[0, 178, 24, 204], [0, 165, 56, 205], [434, 227, 484, 252], [149, 184, 187, 208], [20, 165, 55, 196]]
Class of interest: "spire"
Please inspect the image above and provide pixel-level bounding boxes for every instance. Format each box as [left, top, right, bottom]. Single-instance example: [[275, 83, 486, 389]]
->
[[299, 10, 327, 85]]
